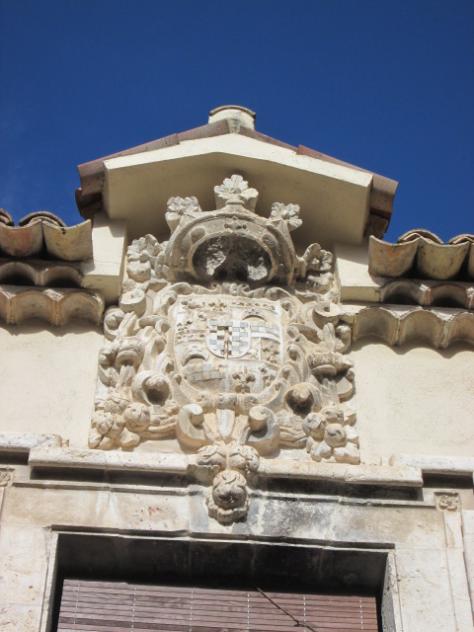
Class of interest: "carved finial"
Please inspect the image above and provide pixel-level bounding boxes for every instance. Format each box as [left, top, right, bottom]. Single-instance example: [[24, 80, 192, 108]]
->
[[269, 202, 302, 231], [166, 196, 201, 231], [214, 174, 258, 210]]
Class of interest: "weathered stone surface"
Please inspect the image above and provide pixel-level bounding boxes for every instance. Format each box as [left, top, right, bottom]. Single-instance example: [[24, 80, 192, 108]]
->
[[87, 175, 358, 524], [1, 107, 473, 632], [29, 446, 189, 474], [392, 454, 474, 477], [259, 459, 422, 487], [0, 433, 63, 454], [28, 446, 422, 489]]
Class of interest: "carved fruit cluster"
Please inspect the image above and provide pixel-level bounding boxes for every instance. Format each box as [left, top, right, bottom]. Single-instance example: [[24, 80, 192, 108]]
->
[[89, 175, 359, 525]]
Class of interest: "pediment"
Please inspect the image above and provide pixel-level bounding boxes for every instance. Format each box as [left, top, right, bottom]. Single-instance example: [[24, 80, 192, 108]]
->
[[77, 107, 398, 248]]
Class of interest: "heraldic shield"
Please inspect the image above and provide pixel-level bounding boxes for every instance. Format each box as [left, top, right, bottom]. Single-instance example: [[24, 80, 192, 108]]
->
[[170, 294, 285, 397], [89, 175, 359, 524]]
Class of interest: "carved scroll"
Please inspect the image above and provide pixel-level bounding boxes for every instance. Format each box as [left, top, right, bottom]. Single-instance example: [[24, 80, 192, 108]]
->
[[90, 175, 358, 524]]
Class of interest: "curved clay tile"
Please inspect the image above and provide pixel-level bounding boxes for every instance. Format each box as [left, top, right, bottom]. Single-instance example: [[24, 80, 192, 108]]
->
[[430, 283, 468, 309], [381, 280, 429, 305], [0, 217, 92, 261], [399, 310, 444, 347], [0, 221, 44, 257], [448, 312, 474, 346], [398, 229, 443, 243], [350, 307, 474, 349], [60, 292, 103, 324], [42, 220, 92, 261], [12, 291, 53, 324], [0, 261, 38, 286], [369, 237, 418, 277], [449, 235, 474, 279], [381, 279, 471, 309], [0, 209, 13, 226], [0, 287, 103, 326], [417, 238, 469, 280], [0, 261, 83, 288], [448, 234, 474, 245], [369, 234, 474, 281], [40, 265, 83, 287], [352, 307, 398, 346], [19, 211, 66, 227]]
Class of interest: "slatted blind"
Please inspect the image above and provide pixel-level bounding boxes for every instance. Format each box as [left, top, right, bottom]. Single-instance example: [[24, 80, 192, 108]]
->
[[57, 579, 379, 631]]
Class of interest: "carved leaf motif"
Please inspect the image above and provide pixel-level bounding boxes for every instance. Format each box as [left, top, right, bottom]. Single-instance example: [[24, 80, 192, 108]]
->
[[270, 202, 302, 231], [90, 174, 359, 523], [166, 196, 201, 232], [214, 175, 258, 210]]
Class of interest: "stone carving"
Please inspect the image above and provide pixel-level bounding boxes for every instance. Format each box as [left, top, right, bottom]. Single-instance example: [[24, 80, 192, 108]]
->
[[0, 469, 12, 486], [435, 493, 460, 512], [214, 174, 258, 210], [90, 175, 358, 523]]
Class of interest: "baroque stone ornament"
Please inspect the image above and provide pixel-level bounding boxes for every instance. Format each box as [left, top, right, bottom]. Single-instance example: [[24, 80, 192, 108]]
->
[[0, 469, 12, 486], [90, 175, 358, 524], [435, 493, 460, 512]]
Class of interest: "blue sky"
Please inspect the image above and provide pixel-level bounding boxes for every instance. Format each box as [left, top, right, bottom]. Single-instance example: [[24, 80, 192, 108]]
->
[[0, 0, 473, 241]]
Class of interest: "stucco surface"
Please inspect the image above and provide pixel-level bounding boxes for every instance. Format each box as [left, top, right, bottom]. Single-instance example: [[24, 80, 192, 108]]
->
[[0, 325, 103, 447], [352, 341, 474, 461]]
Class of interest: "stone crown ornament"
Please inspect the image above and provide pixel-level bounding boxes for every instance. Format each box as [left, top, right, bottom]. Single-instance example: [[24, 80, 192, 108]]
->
[[89, 175, 358, 525], [164, 174, 300, 287]]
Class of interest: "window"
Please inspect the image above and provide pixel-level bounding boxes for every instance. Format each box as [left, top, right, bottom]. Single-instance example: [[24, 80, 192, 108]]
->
[[50, 534, 386, 632], [58, 579, 379, 631]]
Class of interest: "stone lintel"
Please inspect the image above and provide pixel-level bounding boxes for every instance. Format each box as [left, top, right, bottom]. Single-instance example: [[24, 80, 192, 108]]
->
[[392, 454, 474, 479], [259, 459, 422, 488], [0, 433, 63, 455], [28, 447, 422, 489], [28, 447, 188, 475]]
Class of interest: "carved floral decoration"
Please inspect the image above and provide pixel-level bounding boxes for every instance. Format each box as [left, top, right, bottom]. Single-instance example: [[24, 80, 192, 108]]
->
[[90, 175, 358, 524]]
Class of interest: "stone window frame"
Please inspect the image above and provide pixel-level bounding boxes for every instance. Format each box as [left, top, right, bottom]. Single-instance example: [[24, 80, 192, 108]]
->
[[39, 530, 404, 632]]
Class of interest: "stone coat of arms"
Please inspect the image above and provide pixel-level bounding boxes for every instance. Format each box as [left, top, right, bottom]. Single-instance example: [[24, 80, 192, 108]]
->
[[89, 175, 358, 524]]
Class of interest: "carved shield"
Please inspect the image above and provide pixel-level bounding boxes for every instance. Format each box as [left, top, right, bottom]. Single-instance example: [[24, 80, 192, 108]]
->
[[169, 295, 284, 395]]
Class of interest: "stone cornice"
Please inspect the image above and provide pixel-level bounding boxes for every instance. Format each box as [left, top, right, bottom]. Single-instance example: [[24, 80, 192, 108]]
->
[[0, 285, 104, 326], [28, 446, 423, 489], [341, 305, 474, 348]]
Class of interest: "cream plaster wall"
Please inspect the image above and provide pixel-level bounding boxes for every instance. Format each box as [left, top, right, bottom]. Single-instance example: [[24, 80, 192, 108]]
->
[[352, 341, 474, 461], [0, 325, 103, 447]]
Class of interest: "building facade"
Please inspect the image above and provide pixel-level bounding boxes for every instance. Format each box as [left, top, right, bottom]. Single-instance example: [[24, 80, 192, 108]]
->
[[0, 106, 473, 631]]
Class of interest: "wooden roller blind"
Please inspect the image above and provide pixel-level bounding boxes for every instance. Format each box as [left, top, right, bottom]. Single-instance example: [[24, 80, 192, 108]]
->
[[57, 579, 379, 632]]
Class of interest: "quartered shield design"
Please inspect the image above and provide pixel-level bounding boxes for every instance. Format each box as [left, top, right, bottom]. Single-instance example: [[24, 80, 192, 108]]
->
[[170, 295, 284, 395]]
